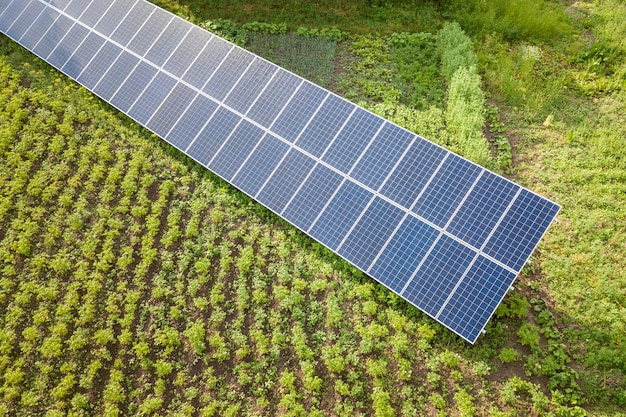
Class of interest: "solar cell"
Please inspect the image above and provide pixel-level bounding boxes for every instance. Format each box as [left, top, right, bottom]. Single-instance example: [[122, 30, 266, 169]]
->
[[309, 180, 373, 250], [186, 107, 241, 165], [208, 121, 265, 181], [338, 197, 405, 270], [281, 164, 344, 231], [322, 108, 385, 174], [246, 70, 302, 127], [256, 150, 316, 213], [350, 124, 415, 190], [5, 0, 44, 40], [1, 0, 560, 343], [369, 216, 439, 293], [127, 71, 177, 124], [232, 134, 291, 196], [437, 256, 517, 341], [402, 234, 476, 317], [147, 82, 197, 137], [144, 18, 190, 67], [62, 31, 106, 78], [94, 0, 135, 38], [93, 51, 139, 100], [295, 94, 355, 157], [76, 39, 122, 89], [165, 94, 219, 151], [17, 6, 58, 49]]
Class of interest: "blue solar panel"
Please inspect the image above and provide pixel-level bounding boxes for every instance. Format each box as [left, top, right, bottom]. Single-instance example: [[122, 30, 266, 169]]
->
[[62, 31, 106, 79], [281, 164, 344, 231], [271, 81, 327, 143], [163, 26, 210, 78], [322, 108, 384, 174], [93, 51, 139, 100], [128, 8, 172, 57], [295, 94, 355, 157], [412, 153, 483, 228], [402, 234, 476, 317], [94, 0, 133, 38], [437, 256, 517, 341], [1, 0, 560, 343], [225, 59, 277, 115], [380, 136, 448, 208], [183, 36, 232, 90], [32, 13, 72, 59], [79, 0, 112, 28], [76, 42, 122, 89], [17, 6, 59, 50], [338, 197, 405, 270], [5, 0, 44, 40], [144, 19, 190, 67], [109, 1, 154, 47], [127, 71, 177, 125], [147, 83, 197, 138], [350, 124, 415, 190], [165, 94, 218, 151], [232, 134, 291, 196], [446, 171, 519, 249], [256, 150, 316, 213], [309, 180, 373, 250], [483, 189, 560, 271], [209, 121, 265, 181], [369, 216, 439, 293], [246, 70, 301, 127], [186, 107, 241, 165], [47, 22, 89, 69]]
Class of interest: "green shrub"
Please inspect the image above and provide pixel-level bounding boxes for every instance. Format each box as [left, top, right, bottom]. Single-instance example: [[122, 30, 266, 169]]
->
[[445, 66, 494, 168], [517, 322, 541, 349], [499, 347, 521, 364], [437, 22, 477, 81]]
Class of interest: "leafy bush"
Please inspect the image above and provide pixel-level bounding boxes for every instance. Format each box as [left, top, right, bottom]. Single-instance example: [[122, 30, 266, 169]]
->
[[445, 66, 494, 168], [202, 19, 248, 45], [437, 22, 477, 81], [517, 323, 541, 349]]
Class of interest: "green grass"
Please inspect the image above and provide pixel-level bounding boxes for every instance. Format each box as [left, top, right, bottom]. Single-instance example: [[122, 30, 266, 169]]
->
[[1, 0, 626, 415]]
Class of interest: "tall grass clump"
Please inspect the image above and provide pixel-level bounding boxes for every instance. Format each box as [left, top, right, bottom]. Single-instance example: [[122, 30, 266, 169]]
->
[[437, 22, 477, 82], [443, 0, 572, 42], [445, 66, 493, 168], [438, 22, 494, 169]]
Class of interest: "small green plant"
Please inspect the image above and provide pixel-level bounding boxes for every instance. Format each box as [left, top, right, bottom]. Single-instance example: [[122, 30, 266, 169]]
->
[[499, 347, 521, 364], [517, 322, 541, 349]]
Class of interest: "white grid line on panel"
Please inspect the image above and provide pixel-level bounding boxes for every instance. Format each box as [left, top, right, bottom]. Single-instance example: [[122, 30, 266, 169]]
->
[[399, 232, 444, 296], [30, 0, 528, 276], [72, 2, 118, 80], [435, 187, 523, 319], [229, 132, 269, 182], [443, 170, 485, 231], [335, 194, 377, 252], [91, 1, 139, 91], [0, 0, 19, 21], [220, 55, 257, 103], [4, 0, 34, 33], [291, 92, 330, 146], [317, 106, 358, 160], [17, 1, 46, 43], [205, 118, 245, 167], [31, 3, 64, 50], [43, 13, 80, 60], [345, 121, 387, 176], [243, 66, 280, 116], [366, 152, 450, 273]]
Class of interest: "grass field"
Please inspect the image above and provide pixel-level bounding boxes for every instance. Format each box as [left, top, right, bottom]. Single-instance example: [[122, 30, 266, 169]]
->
[[1, 0, 625, 416]]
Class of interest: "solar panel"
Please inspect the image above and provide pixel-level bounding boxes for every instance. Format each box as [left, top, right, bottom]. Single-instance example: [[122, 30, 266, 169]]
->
[[0, 0, 561, 343]]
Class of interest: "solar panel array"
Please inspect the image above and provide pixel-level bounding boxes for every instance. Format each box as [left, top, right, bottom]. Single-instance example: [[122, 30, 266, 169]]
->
[[0, 0, 560, 343]]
